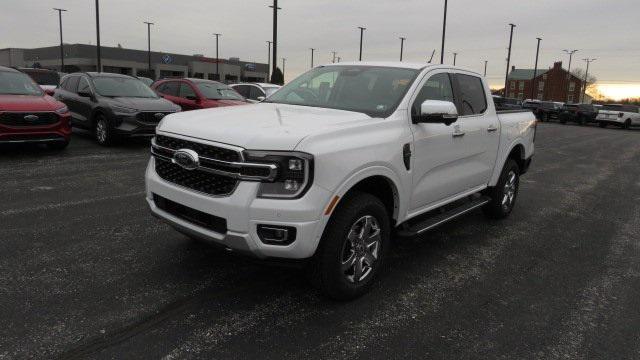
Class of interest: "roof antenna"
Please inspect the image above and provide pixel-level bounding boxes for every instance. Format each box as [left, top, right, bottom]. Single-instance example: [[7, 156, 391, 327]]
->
[[427, 49, 436, 63]]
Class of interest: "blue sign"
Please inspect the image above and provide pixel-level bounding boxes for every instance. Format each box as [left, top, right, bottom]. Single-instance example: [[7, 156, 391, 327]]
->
[[245, 63, 256, 71], [162, 54, 173, 64]]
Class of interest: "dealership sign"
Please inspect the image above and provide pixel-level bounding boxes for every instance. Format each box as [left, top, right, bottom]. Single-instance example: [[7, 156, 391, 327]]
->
[[162, 54, 173, 64]]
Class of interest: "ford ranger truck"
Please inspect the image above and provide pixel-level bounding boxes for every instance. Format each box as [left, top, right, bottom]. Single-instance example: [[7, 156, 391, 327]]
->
[[145, 62, 536, 300]]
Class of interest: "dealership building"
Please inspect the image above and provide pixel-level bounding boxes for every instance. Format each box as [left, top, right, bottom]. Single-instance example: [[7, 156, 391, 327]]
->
[[0, 44, 268, 83]]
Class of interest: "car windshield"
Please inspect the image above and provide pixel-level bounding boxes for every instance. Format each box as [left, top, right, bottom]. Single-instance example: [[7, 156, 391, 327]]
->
[[195, 81, 244, 100], [93, 76, 159, 98], [0, 71, 44, 96], [23, 70, 60, 86], [264, 86, 280, 97], [265, 65, 420, 117]]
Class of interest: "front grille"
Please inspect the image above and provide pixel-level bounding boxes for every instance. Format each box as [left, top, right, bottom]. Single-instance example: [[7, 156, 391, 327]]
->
[[137, 112, 171, 124], [155, 158, 238, 196], [153, 194, 227, 234], [155, 135, 240, 162], [0, 112, 59, 126]]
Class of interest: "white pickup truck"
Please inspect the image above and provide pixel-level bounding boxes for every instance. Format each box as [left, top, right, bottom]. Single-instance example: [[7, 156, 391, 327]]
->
[[145, 62, 536, 299], [596, 104, 640, 129]]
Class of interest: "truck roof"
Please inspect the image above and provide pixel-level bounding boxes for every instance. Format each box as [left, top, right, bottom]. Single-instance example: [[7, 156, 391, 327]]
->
[[322, 61, 482, 76]]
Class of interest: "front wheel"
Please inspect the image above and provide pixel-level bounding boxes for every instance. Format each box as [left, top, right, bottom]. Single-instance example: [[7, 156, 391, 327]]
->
[[94, 114, 115, 146], [599, 122, 607, 128], [310, 192, 390, 300], [483, 159, 520, 219], [623, 119, 631, 130]]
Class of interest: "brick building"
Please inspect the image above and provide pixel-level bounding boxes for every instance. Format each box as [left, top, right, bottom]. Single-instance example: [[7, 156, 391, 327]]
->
[[506, 61, 584, 103]]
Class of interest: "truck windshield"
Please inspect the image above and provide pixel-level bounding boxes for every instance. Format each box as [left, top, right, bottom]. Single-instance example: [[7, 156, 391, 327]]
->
[[0, 71, 44, 96], [265, 66, 419, 117], [195, 81, 245, 100], [93, 76, 159, 98]]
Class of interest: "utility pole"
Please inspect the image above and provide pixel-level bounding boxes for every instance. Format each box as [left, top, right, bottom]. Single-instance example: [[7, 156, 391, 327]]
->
[[331, 51, 337, 63], [358, 27, 366, 61], [266, 41, 272, 83], [310, 48, 315, 68], [213, 33, 221, 80], [269, 0, 281, 81], [95, 0, 101, 72], [484, 60, 488, 77], [144, 22, 154, 76], [282, 58, 286, 80], [563, 49, 578, 102], [337, 56, 341, 63], [53, 8, 67, 72], [399, 37, 406, 61], [453, 52, 457, 66], [582, 58, 596, 103], [504, 23, 516, 97], [531, 37, 542, 100], [440, 0, 448, 64]]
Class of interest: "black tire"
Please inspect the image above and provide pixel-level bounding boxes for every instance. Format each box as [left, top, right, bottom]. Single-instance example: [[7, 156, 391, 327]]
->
[[559, 117, 566, 124], [543, 113, 550, 122], [599, 122, 607, 128], [483, 159, 520, 219], [47, 140, 69, 150], [94, 113, 115, 146], [623, 119, 631, 130], [578, 115, 585, 126], [310, 192, 390, 300]]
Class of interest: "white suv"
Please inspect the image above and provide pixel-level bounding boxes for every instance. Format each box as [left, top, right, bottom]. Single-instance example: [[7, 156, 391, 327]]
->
[[596, 104, 640, 129], [146, 62, 536, 299]]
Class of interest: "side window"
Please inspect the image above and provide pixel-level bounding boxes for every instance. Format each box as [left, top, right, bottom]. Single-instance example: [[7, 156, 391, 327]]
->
[[412, 73, 455, 115], [248, 86, 265, 100], [179, 83, 197, 99], [77, 77, 91, 94], [65, 76, 80, 93], [160, 82, 180, 96], [456, 74, 488, 116], [59, 77, 68, 89], [234, 85, 250, 98]]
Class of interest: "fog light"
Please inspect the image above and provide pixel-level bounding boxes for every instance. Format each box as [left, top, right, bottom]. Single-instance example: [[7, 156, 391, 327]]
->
[[284, 180, 300, 191], [257, 225, 297, 245]]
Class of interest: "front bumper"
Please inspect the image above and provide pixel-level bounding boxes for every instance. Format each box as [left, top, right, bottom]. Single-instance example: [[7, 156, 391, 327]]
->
[[0, 116, 72, 143], [145, 157, 333, 259]]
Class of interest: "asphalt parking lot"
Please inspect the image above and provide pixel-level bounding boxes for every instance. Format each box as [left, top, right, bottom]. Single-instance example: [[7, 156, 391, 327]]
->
[[1, 123, 640, 359]]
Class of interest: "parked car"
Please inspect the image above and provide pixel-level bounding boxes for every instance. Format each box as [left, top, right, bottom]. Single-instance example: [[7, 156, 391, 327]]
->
[[595, 104, 640, 129], [558, 103, 599, 125], [493, 96, 522, 111], [230, 82, 281, 102], [152, 78, 248, 111], [145, 62, 536, 299], [532, 101, 563, 121], [0, 66, 71, 149], [54, 72, 180, 146], [18, 68, 60, 95]]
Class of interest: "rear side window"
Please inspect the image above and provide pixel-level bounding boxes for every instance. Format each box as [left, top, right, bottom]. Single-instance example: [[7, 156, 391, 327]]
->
[[456, 74, 487, 115], [249, 86, 265, 100], [234, 85, 250, 98], [412, 73, 455, 115], [77, 77, 91, 94], [157, 82, 179, 96], [65, 76, 80, 93]]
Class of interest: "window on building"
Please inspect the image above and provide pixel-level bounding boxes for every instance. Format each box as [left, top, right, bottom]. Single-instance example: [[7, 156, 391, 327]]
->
[[456, 74, 487, 115], [543, 74, 548, 80], [193, 73, 204, 79], [537, 92, 543, 100], [208, 73, 220, 81], [510, 81, 515, 90], [519, 81, 524, 90], [569, 82, 575, 92], [518, 92, 523, 100], [509, 92, 515, 98], [568, 94, 574, 103]]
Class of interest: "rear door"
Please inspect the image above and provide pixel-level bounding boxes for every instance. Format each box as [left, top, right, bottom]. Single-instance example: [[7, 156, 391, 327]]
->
[[58, 75, 81, 122], [74, 76, 95, 126]]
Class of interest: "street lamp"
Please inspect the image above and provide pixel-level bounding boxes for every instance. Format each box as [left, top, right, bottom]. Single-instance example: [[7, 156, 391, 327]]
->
[[53, 8, 67, 72], [213, 33, 221, 80], [357, 27, 366, 61], [563, 49, 578, 102], [504, 23, 516, 97], [530, 37, 542, 100], [399, 37, 406, 61], [582, 58, 596, 103], [332, 51, 337, 63], [266, 41, 272, 82], [95, 0, 101, 72], [453, 52, 457, 66], [269, 0, 281, 80], [282, 58, 286, 80], [440, 0, 448, 64], [310, 48, 315, 68], [484, 60, 488, 77], [143, 22, 154, 76]]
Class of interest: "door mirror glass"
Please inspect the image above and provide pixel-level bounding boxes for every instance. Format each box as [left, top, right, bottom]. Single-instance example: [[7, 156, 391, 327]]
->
[[414, 100, 458, 125]]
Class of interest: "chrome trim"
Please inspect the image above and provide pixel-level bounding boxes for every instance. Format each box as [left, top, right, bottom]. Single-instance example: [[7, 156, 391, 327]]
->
[[157, 130, 246, 159], [416, 199, 490, 234]]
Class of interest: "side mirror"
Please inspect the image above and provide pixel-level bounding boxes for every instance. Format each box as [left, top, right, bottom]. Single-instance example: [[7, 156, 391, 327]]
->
[[256, 96, 266, 102], [78, 90, 92, 98], [413, 100, 458, 126]]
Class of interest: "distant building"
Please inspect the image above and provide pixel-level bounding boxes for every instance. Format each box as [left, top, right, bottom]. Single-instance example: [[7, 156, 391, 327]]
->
[[0, 44, 268, 83], [506, 61, 584, 103]]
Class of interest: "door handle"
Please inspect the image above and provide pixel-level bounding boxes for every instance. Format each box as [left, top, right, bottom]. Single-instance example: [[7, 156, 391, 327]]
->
[[452, 131, 466, 137], [487, 125, 498, 132]]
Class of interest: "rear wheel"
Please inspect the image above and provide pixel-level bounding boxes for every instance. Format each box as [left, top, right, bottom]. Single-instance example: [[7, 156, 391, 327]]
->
[[310, 192, 390, 300], [599, 122, 607, 128], [623, 119, 631, 130], [483, 159, 520, 219], [94, 114, 115, 146], [543, 113, 550, 122]]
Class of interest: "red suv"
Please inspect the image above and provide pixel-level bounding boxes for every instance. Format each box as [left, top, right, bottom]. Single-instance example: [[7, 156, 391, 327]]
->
[[152, 78, 248, 111], [0, 66, 71, 149]]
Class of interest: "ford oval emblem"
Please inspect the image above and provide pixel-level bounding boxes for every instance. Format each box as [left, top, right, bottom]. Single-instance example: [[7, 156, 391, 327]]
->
[[172, 149, 199, 170], [24, 114, 39, 122]]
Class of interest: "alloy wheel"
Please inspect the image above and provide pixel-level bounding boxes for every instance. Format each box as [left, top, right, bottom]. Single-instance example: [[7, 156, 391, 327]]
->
[[340, 215, 381, 283], [502, 170, 517, 211], [96, 119, 107, 143]]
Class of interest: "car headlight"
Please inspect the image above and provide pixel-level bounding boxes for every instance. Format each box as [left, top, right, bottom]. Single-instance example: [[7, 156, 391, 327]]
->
[[112, 105, 137, 115], [55, 105, 69, 114], [243, 150, 313, 199]]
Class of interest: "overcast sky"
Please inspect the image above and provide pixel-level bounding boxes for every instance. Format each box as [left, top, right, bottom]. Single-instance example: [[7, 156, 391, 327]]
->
[[2, 0, 639, 95]]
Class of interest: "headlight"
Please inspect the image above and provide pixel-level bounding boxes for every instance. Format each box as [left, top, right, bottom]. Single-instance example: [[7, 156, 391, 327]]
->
[[55, 105, 69, 114], [243, 150, 313, 199], [112, 105, 137, 115]]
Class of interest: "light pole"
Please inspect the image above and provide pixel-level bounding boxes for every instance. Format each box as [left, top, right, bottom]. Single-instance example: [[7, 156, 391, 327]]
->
[[213, 33, 221, 80], [332, 51, 337, 63], [504, 23, 516, 97], [53, 8, 67, 72], [95, 0, 101, 72], [582, 58, 596, 103], [531, 37, 542, 100], [269, 0, 281, 81], [399, 37, 406, 61], [563, 49, 578, 102], [484, 60, 488, 77], [310, 48, 315, 68], [282, 58, 286, 80], [337, 56, 341, 63], [266, 41, 272, 83], [358, 27, 366, 61], [453, 52, 457, 66], [440, 0, 448, 64], [143, 22, 154, 76]]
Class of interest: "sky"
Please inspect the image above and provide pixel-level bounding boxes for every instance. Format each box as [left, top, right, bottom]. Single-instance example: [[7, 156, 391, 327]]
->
[[1, 0, 639, 99]]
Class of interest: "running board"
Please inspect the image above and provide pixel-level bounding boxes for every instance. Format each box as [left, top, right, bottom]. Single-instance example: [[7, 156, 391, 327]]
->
[[397, 196, 491, 237]]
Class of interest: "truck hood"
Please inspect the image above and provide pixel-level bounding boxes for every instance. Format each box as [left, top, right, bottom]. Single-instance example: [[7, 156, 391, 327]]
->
[[0, 94, 64, 112], [157, 103, 372, 150]]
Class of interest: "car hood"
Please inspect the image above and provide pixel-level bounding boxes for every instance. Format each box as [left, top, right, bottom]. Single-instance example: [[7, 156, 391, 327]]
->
[[157, 103, 372, 150], [106, 96, 179, 112], [0, 94, 64, 112]]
